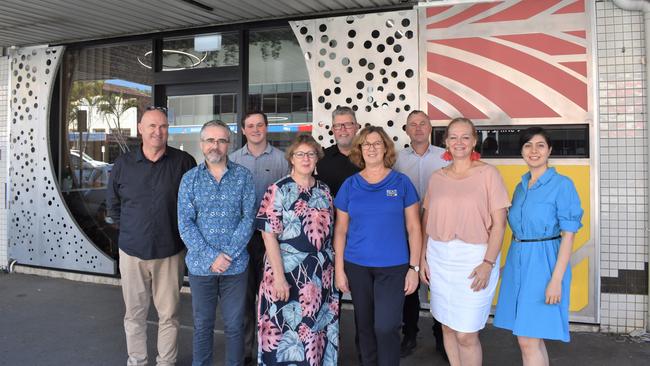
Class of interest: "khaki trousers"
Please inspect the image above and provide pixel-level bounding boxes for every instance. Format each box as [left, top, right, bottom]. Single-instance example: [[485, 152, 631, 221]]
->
[[119, 249, 185, 366]]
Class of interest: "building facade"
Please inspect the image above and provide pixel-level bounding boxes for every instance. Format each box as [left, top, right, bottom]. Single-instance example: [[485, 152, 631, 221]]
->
[[0, 0, 647, 334]]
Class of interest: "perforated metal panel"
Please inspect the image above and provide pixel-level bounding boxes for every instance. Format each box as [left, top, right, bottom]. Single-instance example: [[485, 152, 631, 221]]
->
[[8, 46, 115, 274], [291, 10, 419, 149]]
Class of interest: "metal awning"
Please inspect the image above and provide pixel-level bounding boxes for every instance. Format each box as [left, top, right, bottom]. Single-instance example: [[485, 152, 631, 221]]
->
[[0, 0, 417, 47]]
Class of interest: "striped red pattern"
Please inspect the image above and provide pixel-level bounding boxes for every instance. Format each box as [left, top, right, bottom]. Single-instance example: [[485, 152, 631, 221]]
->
[[423, 0, 589, 122]]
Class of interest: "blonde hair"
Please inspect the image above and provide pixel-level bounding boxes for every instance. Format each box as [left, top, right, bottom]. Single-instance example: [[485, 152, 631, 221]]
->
[[443, 117, 477, 144], [349, 125, 396, 169]]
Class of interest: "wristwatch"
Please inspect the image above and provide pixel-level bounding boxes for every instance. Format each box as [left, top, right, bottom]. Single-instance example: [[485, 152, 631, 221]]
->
[[409, 264, 420, 273]]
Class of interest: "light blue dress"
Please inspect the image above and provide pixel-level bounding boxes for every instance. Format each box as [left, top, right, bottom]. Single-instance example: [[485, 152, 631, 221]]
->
[[493, 168, 583, 342]]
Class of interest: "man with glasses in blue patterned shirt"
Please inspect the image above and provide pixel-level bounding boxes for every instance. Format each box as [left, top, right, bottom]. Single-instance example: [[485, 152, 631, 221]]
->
[[178, 120, 255, 366]]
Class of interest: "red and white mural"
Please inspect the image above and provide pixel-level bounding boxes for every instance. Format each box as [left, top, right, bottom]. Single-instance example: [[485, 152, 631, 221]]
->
[[419, 0, 592, 125]]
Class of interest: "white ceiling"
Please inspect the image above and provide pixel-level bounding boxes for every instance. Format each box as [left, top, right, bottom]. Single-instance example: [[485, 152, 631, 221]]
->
[[0, 0, 418, 47]]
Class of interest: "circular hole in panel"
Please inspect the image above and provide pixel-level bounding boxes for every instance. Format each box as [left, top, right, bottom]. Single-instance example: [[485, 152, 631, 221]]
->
[[356, 93, 363, 99], [365, 106, 372, 112], [306, 35, 313, 43], [329, 52, 336, 60], [371, 30, 380, 39], [300, 27, 308, 35], [347, 66, 353, 73], [386, 37, 395, 45], [346, 97, 352, 103], [346, 16, 355, 24], [319, 24, 327, 32], [319, 48, 327, 56], [347, 42, 354, 49], [399, 94, 406, 101], [382, 78, 388, 84], [395, 30, 404, 39], [324, 88, 331, 96], [377, 44, 385, 53], [392, 71, 398, 78], [397, 81, 406, 90], [404, 104, 411, 111], [363, 41, 372, 49], [356, 81, 364, 89], [342, 57, 350, 66], [321, 35, 329, 43], [329, 40, 337, 48], [348, 30, 356, 38], [394, 44, 402, 53], [398, 55, 405, 62], [359, 58, 367, 67], [365, 73, 373, 81], [387, 93, 395, 102], [406, 30, 414, 39], [367, 96, 374, 103], [334, 76, 341, 84], [387, 120, 394, 127], [378, 86, 384, 92], [334, 87, 341, 94], [368, 62, 375, 70], [318, 60, 325, 68], [383, 57, 392, 66], [304, 52, 312, 60], [379, 68, 386, 75], [386, 19, 395, 28], [402, 18, 410, 27], [324, 102, 332, 110], [318, 96, 325, 103], [393, 136, 398, 142], [405, 69, 414, 78]]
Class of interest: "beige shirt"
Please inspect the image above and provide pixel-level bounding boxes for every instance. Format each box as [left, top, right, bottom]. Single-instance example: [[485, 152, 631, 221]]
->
[[423, 164, 510, 244]]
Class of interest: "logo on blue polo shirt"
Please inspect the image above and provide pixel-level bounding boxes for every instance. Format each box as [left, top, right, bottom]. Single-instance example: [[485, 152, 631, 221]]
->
[[386, 189, 398, 197]]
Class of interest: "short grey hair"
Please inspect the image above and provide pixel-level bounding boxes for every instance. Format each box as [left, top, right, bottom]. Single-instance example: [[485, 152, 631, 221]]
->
[[200, 120, 231, 140], [331, 106, 356, 123]]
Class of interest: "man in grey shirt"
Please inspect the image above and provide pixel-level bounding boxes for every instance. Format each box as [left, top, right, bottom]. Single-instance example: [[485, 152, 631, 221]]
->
[[229, 111, 288, 365], [393, 110, 448, 360]]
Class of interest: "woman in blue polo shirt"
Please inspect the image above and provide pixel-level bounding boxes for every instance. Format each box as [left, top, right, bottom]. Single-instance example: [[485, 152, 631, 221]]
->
[[494, 127, 583, 365], [333, 125, 422, 366]]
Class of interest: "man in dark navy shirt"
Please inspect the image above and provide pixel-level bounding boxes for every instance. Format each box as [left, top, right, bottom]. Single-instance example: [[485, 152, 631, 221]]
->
[[107, 107, 196, 366]]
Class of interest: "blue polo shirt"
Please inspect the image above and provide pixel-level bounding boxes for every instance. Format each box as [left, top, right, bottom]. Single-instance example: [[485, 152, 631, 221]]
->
[[334, 170, 419, 267]]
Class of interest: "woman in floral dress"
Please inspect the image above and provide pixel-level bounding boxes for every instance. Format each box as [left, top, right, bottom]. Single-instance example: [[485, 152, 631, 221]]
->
[[255, 134, 339, 366]]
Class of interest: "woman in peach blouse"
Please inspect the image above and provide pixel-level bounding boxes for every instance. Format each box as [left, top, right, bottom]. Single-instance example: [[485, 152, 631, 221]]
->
[[419, 117, 510, 366]]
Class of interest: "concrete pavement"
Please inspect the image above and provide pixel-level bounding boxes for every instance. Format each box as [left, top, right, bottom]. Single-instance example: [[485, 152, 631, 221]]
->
[[0, 272, 648, 365]]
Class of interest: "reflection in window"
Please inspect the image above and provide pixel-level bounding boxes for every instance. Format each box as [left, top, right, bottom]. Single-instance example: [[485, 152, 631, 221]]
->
[[60, 42, 153, 259], [160, 32, 240, 70], [166, 93, 239, 163], [432, 125, 589, 158], [248, 28, 312, 150]]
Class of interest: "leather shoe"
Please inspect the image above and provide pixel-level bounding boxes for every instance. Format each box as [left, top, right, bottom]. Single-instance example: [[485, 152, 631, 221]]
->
[[400, 337, 417, 358]]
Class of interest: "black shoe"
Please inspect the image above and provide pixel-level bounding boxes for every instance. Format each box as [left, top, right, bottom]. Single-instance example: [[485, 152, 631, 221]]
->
[[244, 356, 254, 366], [400, 337, 417, 358]]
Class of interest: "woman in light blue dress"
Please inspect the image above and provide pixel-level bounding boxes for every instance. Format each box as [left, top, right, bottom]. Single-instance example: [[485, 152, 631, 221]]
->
[[494, 127, 583, 366]]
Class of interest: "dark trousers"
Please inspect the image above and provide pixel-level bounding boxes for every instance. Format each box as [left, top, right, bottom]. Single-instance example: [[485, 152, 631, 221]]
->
[[346, 261, 407, 366], [402, 287, 421, 339], [402, 286, 444, 346], [243, 231, 265, 359]]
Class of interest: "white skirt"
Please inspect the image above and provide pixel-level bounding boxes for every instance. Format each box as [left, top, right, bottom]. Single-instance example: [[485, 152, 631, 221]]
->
[[427, 237, 500, 333]]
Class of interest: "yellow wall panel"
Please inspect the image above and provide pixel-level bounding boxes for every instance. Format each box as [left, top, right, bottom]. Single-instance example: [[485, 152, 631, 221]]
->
[[570, 257, 590, 311]]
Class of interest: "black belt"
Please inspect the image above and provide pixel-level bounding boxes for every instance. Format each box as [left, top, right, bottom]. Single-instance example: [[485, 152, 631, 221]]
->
[[514, 235, 561, 242]]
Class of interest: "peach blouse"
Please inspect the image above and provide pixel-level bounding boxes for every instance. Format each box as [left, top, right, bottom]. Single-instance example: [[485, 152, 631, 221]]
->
[[423, 164, 510, 244]]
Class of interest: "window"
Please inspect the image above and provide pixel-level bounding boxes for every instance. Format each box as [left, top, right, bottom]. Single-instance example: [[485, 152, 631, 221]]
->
[[59, 41, 153, 259]]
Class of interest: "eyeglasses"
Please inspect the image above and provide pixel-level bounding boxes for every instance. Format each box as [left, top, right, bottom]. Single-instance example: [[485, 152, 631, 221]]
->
[[201, 138, 230, 146], [332, 122, 357, 131], [146, 105, 168, 115], [292, 151, 318, 160], [361, 141, 384, 150]]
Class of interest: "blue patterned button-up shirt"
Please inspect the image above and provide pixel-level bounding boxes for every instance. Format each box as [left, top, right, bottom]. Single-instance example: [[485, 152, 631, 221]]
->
[[178, 160, 255, 276]]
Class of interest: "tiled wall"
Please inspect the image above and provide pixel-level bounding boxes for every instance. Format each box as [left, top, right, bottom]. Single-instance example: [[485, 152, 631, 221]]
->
[[596, 0, 648, 333], [0, 55, 8, 270]]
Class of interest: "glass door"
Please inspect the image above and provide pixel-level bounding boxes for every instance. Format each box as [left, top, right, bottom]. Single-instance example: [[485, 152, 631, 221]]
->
[[163, 84, 240, 163]]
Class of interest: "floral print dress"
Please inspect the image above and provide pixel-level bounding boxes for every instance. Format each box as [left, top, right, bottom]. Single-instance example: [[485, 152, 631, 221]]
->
[[256, 176, 339, 366]]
